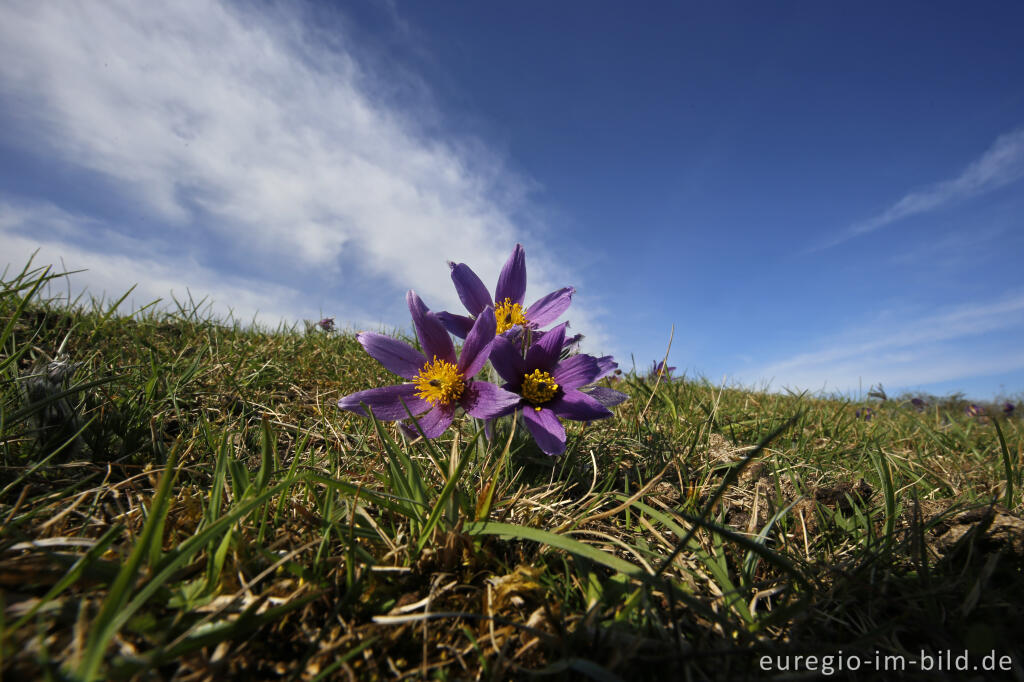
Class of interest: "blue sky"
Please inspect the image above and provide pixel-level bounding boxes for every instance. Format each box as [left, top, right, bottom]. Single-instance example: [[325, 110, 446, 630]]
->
[[1, 1, 1023, 400]]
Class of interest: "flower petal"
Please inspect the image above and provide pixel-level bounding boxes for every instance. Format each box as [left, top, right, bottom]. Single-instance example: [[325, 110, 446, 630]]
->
[[457, 305, 497, 377], [407, 290, 455, 364], [338, 383, 430, 420], [461, 380, 522, 419], [413, 404, 455, 438], [525, 287, 574, 328], [526, 327, 575, 348], [449, 261, 492, 316], [581, 385, 629, 408], [357, 332, 427, 380], [522, 406, 567, 455], [594, 355, 618, 380], [550, 389, 613, 421], [525, 322, 566, 371], [436, 311, 475, 339], [488, 335, 526, 387], [495, 243, 526, 305], [552, 354, 602, 390]]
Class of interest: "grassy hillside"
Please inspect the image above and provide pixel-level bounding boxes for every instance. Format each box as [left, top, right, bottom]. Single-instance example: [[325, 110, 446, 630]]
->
[[2, 262, 1022, 680]]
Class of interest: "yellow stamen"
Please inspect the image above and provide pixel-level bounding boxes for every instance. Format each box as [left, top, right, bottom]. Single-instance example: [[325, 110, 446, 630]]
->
[[521, 369, 559, 406], [414, 358, 465, 406], [494, 297, 528, 334]]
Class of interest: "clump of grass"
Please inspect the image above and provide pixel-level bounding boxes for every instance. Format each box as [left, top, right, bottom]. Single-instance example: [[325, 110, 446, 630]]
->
[[2, 260, 1022, 680]]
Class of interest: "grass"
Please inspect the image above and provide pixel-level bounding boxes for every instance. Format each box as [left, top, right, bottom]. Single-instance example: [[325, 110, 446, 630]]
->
[[2, 260, 1022, 680]]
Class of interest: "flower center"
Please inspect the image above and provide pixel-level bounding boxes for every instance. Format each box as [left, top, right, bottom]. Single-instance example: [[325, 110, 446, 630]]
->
[[414, 358, 465, 406], [494, 297, 528, 334], [521, 369, 559, 406]]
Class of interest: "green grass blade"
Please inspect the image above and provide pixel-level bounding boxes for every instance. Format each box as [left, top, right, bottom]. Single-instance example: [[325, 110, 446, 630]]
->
[[652, 413, 801, 579], [0, 265, 52, 368], [870, 444, 896, 548], [256, 416, 275, 493], [91, 284, 137, 337], [463, 520, 643, 577], [76, 444, 181, 680], [364, 404, 428, 521], [112, 592, 320, 676], [414, 430, 478, 555], [992, 417, 1014, 507], [0, 414, 99, 500], [83, 475, 304, 675], [476, 413, 517, 522], [7, 523, 125, 633], [5, 374, 120, 429], [675, 510, 809, 589]]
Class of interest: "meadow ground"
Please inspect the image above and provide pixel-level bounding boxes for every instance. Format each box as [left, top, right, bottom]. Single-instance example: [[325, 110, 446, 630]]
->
[[2, 262, 1023, 681]]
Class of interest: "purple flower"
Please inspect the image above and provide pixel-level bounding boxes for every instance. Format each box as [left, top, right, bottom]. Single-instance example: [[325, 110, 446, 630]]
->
[[855, 407, 874, 421], [966, 404, 983, 417], [488, 322, 621, 455], [648, 360, 676, 379], [1003, 401, 1015, 415], [318, 317, 336, 332], [437, 243, 575, 339], [911, 397, 926, 410], [338, 291, 521, 437]]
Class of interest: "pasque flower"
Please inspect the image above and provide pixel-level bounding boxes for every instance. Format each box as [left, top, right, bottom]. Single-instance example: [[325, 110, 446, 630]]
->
[[338, 291, 520, 437], [437, 243, 574, 339], [649, 360, 676, 379], [488, 322, 622, 455]]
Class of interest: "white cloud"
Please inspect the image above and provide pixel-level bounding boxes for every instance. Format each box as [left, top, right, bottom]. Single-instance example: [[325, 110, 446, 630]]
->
[[0, 201, 328, 327], [0, 1, 610, 348], [887, 222, 1005, 268], [735, 294, 1024, 395], [819, 127, 1024, 250]]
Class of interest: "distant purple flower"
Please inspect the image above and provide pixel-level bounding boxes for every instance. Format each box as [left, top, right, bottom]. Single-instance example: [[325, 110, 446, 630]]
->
[[911, 397, 926, 410], [855, 407, 874, 421], [318, 317, 336, 332], [338, 291, 520, 437], [966, 404, 984, 417], [1004, 401, 1016, 415], [488, 322, 623, 455], [437, 243, 574, 339], [648, 360, 676, 380]]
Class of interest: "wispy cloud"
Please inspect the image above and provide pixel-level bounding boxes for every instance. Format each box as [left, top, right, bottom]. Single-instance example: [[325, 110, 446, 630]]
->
[[887, 222, 1006, 270], [737, 294, 1024, 395], [0, 201, 323, 326], [818, 127, 1024, 250], [0, 1, 610, 347]]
